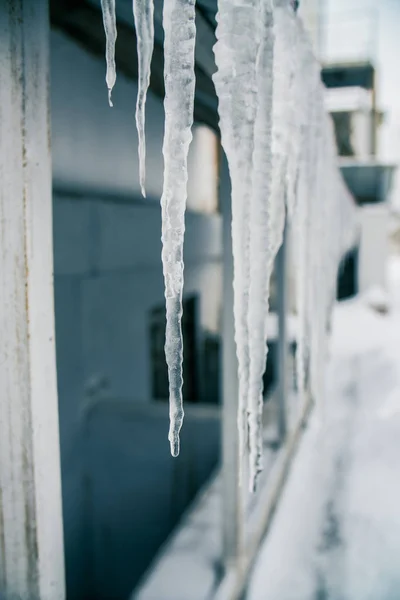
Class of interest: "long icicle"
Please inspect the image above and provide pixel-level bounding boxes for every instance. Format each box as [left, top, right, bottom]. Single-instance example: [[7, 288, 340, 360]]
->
[[291, 26, 314, 406], [133, 0, 155, 197], [100, 0, 117, 106], [213, 0, 261, 484], [161, 0, 196, 457], [247, 0, 275, 492]]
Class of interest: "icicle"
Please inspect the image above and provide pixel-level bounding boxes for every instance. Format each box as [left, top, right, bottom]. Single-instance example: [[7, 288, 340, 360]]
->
[[304, 76, 322, 405], [265, 3, 360, 428], [100, 0, 117, 107], [213, 0, 262, 484], [161, 0, 196, 457], [285, 16, 305, 220], [310, 97, 326, 407], [94, 0, 360, 481], [133, 0, 155, 197], [269, 3, 295, 259], [294, 166, 308, 404], [247, 0, 274, 491], [294, 42, 319, 404]]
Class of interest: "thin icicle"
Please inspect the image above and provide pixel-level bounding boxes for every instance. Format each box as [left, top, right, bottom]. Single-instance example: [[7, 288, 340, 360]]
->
[[213, 0, 261, 484], [247, 1, 301, 490], [161, 0, 196, 457], [285, 15, 305, 220], [100, 0, 117, 107], [133, 0, 155, 197], [294, 41, 318, 404], [270, 3, 294, 259], [247, 0, 274, 491], [294, 168, 308, 404]]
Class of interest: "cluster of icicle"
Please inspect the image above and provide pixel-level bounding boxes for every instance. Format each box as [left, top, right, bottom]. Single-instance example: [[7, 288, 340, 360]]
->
[[99, 0, 357, 490]]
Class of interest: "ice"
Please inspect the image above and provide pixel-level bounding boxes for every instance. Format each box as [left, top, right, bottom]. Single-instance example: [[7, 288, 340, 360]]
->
[[247, 0, 274, 491], [100, 0, 117, 107], [285, 19, 307, 220], [161, 0, 196, 457], [269, 3, 295, 257], [213, 0, 357, 490], [264, 7, 358, 427], [133, 0, 155, 197], [213, 0, 262, 483], [96, 0, 359, 487]]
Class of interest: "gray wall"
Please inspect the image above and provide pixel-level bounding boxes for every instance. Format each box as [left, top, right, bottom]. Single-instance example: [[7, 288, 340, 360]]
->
[[53, 197, 222, 412], [50, 30, 222, 599], [50, 30, 164, 198]]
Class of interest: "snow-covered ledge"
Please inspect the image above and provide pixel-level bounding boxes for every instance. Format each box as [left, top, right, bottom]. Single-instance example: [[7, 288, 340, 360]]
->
[[133, 390, 313, 600]]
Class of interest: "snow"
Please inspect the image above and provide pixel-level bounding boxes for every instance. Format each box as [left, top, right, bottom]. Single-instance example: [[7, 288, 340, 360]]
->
[[161, 0, 196, 457], [132, 0, 155, 197], [324, 87, 373, 113], [363, 285, 390, 314], [247, 257, 400, 600], [100, 0, 117, 106], [134, 475, 222, 600]]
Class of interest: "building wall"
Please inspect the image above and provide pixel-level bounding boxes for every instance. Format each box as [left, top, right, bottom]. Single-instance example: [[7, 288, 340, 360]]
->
[[358, 204, 389, 294], [50, 30, 222, 598], [50, 29, 219, 211], [299, 0, 323, 56], [53, 197, 222, 410]]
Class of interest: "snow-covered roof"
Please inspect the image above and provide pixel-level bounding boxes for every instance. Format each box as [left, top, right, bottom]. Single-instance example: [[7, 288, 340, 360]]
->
[[324, 86, 373, 113]]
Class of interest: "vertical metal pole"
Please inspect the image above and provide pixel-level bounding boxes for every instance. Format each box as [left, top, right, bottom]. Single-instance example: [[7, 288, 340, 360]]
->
[[220, 152, 242, 571], [0, 2, 66, 599], [276, 220, 289, 443]]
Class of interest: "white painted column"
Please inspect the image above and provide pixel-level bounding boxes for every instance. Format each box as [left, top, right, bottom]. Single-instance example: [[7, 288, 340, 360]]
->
[[220, 152, 243, 570], [0, 1, 66, 599]]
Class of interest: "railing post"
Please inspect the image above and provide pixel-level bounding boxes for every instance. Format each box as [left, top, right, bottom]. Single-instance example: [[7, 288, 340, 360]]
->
[[0, 1, 66, 598], [276, 219, 289, 443], [220, 152, 243, 571]]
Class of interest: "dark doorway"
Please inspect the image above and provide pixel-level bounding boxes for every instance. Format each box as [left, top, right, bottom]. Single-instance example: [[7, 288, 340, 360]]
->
[[337, 246, 359, 300]]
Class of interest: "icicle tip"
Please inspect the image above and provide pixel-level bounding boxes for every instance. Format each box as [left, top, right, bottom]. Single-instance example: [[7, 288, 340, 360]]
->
[[249, 453, 263, 493], [169, 433, 180, 458], [108, 88, 114, 108]]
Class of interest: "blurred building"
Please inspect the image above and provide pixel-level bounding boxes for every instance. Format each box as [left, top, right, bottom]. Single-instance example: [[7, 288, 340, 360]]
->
[[322, 68, 395, 296], [314, 2, 397, 297], [299, 0, 323, 55]]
